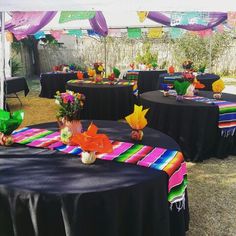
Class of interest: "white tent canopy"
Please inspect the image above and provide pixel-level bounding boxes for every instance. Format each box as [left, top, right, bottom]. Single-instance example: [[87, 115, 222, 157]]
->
[[1, 0, 236, 12]]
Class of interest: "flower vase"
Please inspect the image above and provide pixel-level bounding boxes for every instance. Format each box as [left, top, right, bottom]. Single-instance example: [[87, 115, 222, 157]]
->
[[213, 93, 222, 99], [131, 129, 144, 141], [95, 73, 103, 83], [81, 151, 96, 164], [0, 132, 13, 146], [176, 95, 184, 102], [58, 118, 83, 145], [163, 91, 169, 97]]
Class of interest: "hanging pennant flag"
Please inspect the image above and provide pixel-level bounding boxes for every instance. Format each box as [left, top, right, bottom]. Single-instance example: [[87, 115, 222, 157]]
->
[[87, 29, 98, 36], [108, 29, 121, 37], [197, 29, 213, 37], [215, 24, 224, 33], [6, 31, 14, 42], [169, 28, 184, 39], [68, 29, 83, 37], [137, 11, 148, 23], [50, 30, 64, 40], [59, 11, 96, 23], [34, 31, 45, 40], [128, 28, 142, 39], [227, 12, 236, 27], [171, 12, 185, 26], [147, 28, 163, 38], [171, 12, 208, 26]]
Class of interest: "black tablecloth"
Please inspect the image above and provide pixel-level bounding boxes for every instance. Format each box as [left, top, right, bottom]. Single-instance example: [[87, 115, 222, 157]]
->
[[40, 72, 78, 98], [66, 82, 134, 120], [0, 121, 189, 236], [159, 73, 220, 91], [140, 91, 236, 162], [138, 70, 167, 94], [5, 77, 29, 96]]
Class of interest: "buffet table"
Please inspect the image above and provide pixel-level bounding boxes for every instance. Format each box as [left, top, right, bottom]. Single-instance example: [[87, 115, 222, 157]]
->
[[39, 72, 78, 98], [0, 121, 189, 236], [140, 91, 236, 162], [66, 81, 134, 120], [159, 73, 220, 91]]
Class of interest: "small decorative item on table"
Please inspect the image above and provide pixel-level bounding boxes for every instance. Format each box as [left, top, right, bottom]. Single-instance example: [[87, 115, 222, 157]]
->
[[71, 123, 113, 164], [55, 90, 85, 145], [0, 109, 24, 146], [77, 71, 84, 81], [94, 62, 104, 83], [182, 60, 193, 71], [125, 105, 149, 141], [212, 79, 225, 99], [161, 83, 172, 97], [193, 79, 205, 95], [168, 65, 175, 74], [108, 73, 115, 84], [174, 80, 190, 102]]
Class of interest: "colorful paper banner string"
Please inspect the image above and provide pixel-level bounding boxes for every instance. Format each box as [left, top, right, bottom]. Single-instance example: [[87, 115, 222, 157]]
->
[[127, 28, 142, 39], [34, 31, 46, 40], [12, 127, 187, 207], [59, 11, 96, 23], [67, 29, 83, 37], [147, 28, 163, 38]]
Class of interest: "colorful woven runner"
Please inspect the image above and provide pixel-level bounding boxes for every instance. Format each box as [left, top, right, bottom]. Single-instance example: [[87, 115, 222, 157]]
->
[[12, 127, 187, 206], [184, 96, 236, 136], [68, 79, 138, 96]]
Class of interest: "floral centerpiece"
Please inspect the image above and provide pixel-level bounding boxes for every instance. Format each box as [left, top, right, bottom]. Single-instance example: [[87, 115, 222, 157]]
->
[[93, 62, 104, 83], [71, 123, 113, 164], [0, 109, 24, 146], [212, 79, 225, 99], [125, 105, 149, 141], [55, 90, 85, 144]]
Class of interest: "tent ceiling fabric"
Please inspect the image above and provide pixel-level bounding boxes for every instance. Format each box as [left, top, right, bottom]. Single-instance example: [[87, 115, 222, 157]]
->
[[1, 0, 236, 11]]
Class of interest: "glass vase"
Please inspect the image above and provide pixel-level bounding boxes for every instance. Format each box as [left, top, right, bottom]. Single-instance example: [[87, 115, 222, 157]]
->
[[58, 117, 82, 145]]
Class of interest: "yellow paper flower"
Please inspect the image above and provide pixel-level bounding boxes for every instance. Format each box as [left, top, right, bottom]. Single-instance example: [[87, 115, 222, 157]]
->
[[98, 65, 103, 72], [125, 105, 149, 130], [212, 79, 225, 93], [88, 68, 95, 77]]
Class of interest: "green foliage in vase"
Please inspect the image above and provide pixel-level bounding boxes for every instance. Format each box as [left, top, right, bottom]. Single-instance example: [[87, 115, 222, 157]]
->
[[135, 43, 158, 65]]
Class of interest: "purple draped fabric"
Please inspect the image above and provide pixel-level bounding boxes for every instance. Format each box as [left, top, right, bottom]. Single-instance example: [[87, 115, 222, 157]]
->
[[147, 11, 227, 31], [89, 11, 108, 36], [2, 12, 57, 40]]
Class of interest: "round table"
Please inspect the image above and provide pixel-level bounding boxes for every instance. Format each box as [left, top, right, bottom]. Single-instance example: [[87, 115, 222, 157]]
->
[[140, 91, 236, 162], [0, 121, 189, 236], [159, 73, 220, 91], [40, 72, 78, 98], [66, 82, 134, 120]]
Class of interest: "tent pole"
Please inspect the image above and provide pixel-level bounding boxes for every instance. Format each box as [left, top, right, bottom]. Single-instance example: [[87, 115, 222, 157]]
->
[[209, 36, 212, 73], [0, 12, 6, 109], [104, 37, 107, 77]]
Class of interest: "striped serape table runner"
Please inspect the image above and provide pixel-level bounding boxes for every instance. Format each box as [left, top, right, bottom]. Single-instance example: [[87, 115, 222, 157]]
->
[[184, 96, 236, 136], [12, 127, 187, 207], [68, 79, 138, 96]]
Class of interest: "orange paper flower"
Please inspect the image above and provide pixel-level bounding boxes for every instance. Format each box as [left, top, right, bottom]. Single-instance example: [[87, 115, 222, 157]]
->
[[193, 79, 205, 89], [125, 105, 149, 130], [212, 79, 225, 93], [77, 71, 84, 80], [88, 68, 95, 77], [71, 123, 113, 153]]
